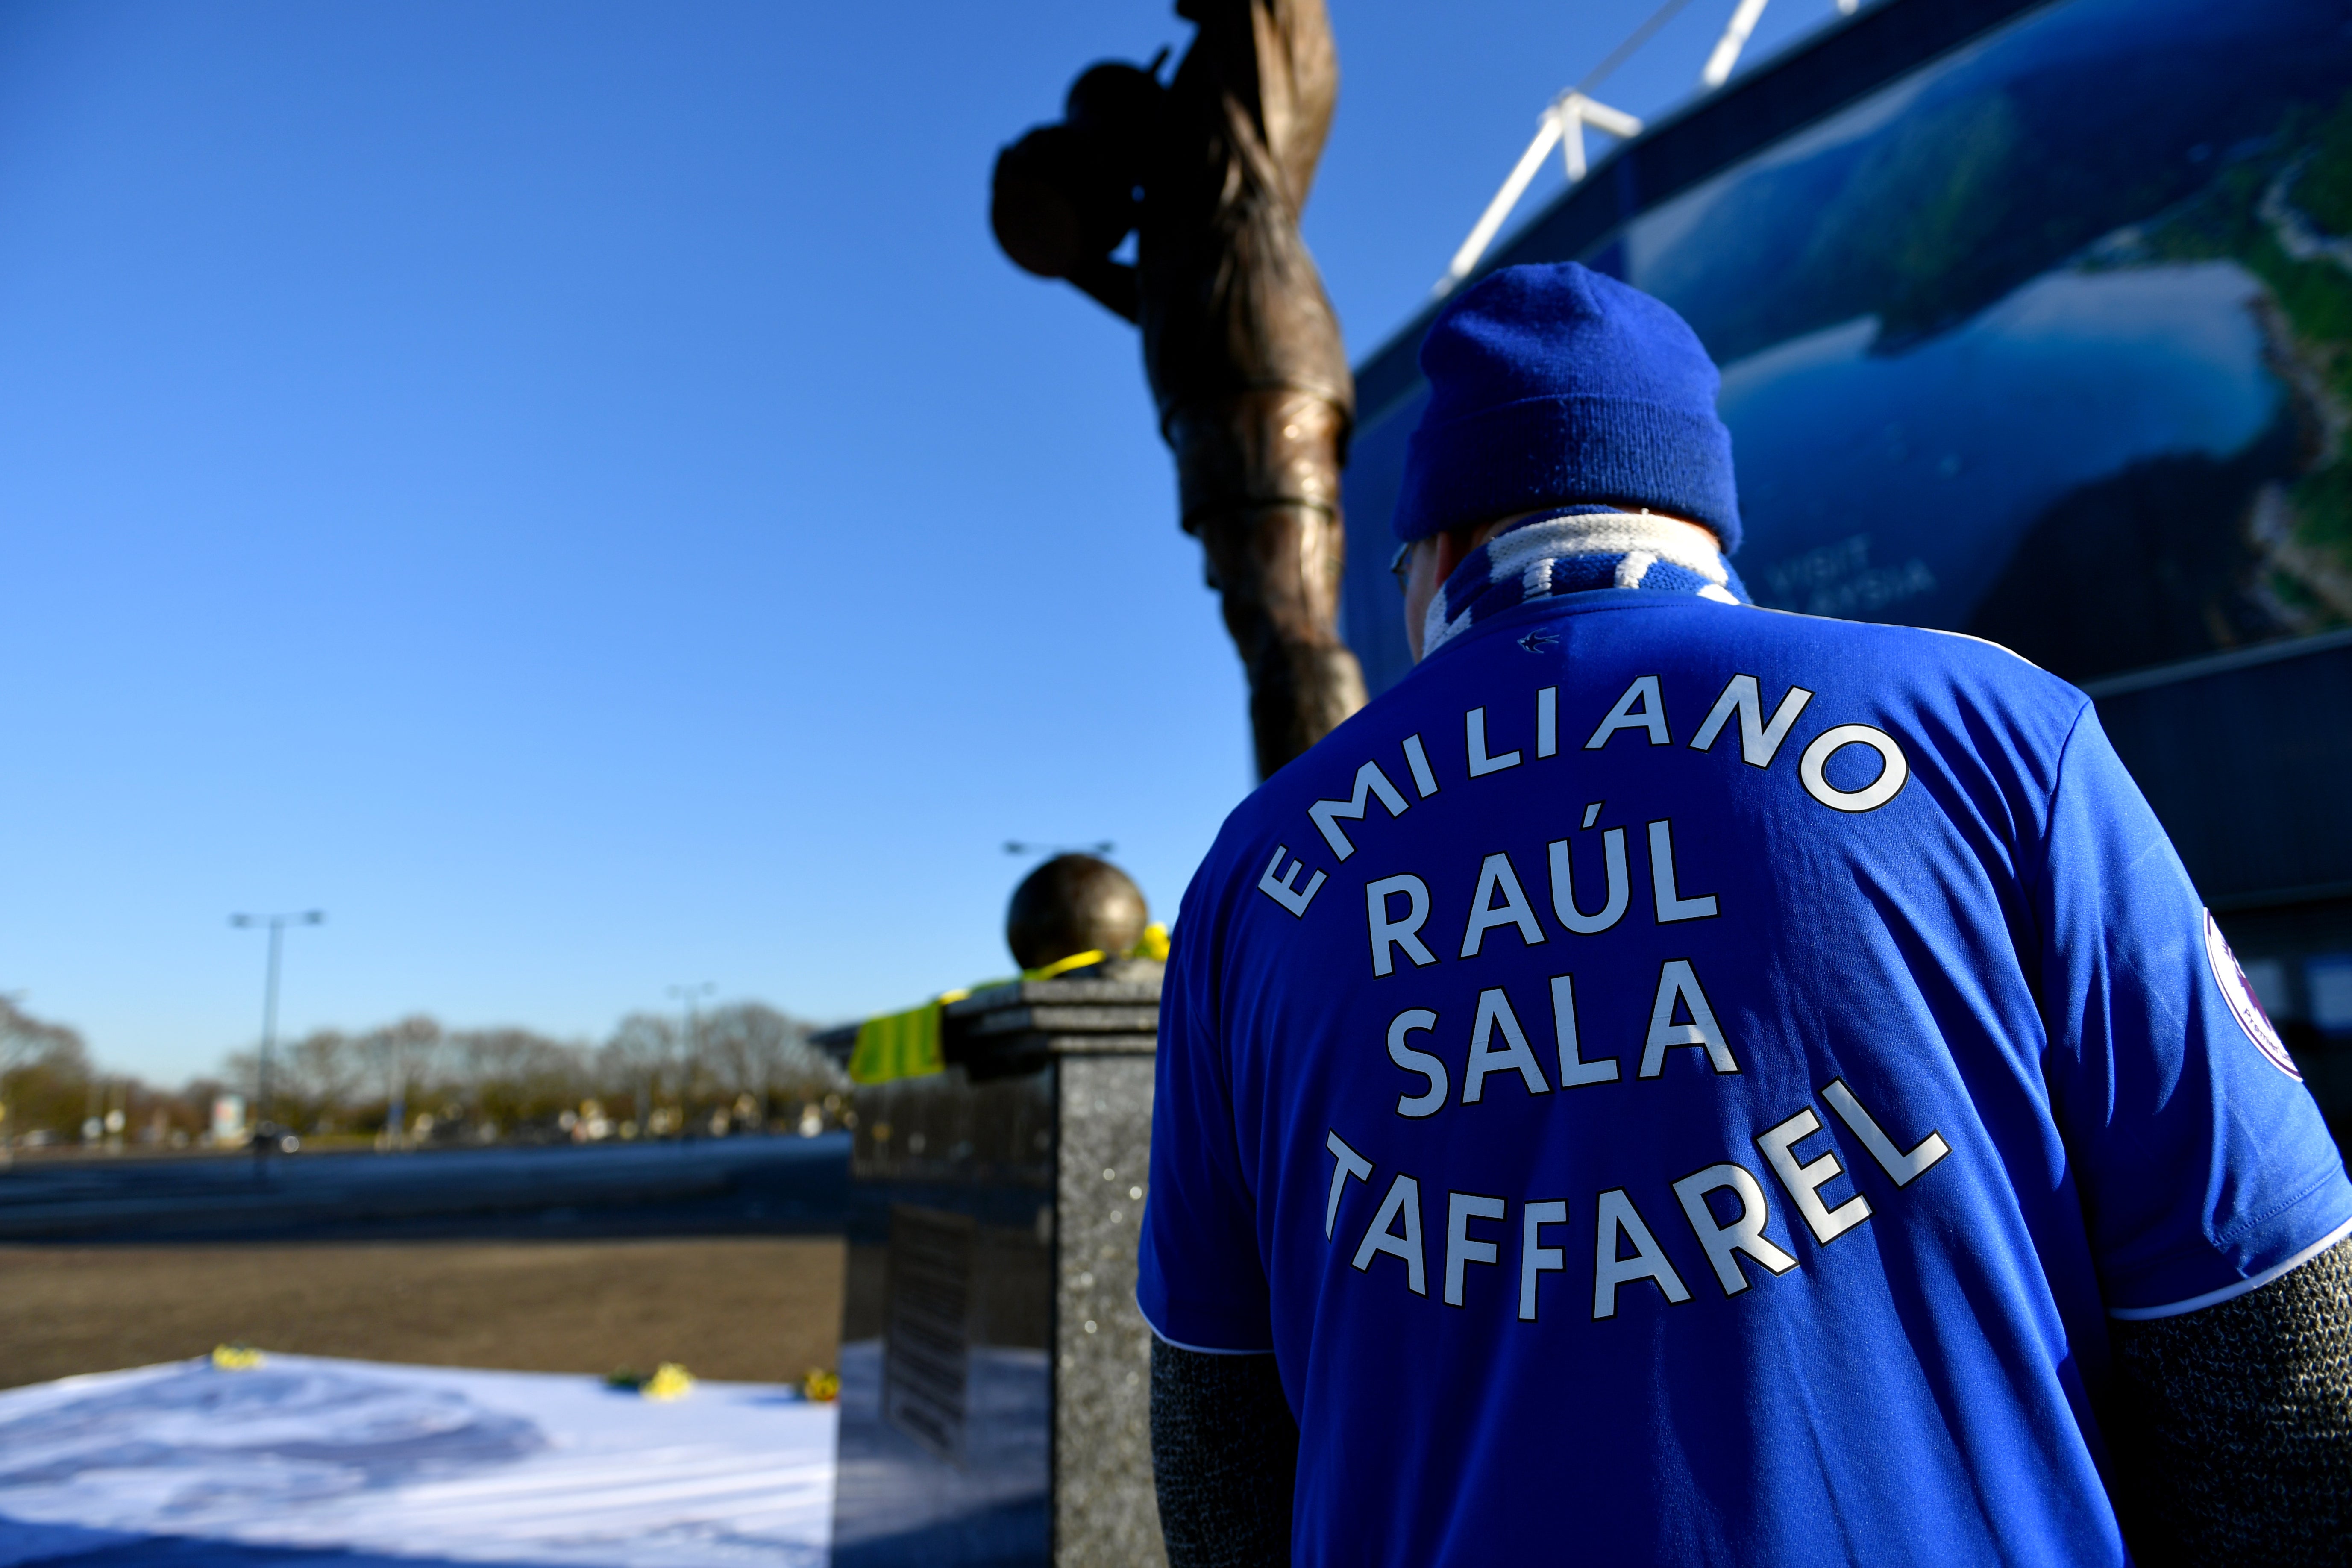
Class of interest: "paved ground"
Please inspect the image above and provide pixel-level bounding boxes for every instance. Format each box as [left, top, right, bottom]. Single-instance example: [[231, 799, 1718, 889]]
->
[[0, 1236, 845, 1390]]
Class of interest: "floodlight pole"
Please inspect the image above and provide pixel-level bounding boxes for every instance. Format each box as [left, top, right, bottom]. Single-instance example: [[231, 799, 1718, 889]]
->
[[1433, 0, 1757, 297], [1436, 91, 1644, 296], [231, 910, 324, 1169], [1700, 0, 1773, 88]]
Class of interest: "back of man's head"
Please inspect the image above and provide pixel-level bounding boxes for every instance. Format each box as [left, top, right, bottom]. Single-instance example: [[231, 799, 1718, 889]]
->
[[1394, 262, 1741, 553]]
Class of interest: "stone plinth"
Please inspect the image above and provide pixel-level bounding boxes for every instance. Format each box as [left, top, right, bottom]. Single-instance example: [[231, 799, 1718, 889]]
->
[[822, 963, 1164, 1568]]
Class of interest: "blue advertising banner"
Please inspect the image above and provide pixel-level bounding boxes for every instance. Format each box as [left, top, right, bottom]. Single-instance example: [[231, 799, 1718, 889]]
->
[[1342, 0, 2352, 698]]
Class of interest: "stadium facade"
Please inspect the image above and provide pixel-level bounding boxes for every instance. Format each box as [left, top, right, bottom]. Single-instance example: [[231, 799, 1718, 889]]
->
[[1339, 0, 2352, 1090]]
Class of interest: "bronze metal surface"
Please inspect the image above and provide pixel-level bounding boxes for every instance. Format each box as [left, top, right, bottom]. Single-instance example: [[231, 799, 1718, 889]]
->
[[1005, 854, 1149, 972], [992, 0, 1367, 777]]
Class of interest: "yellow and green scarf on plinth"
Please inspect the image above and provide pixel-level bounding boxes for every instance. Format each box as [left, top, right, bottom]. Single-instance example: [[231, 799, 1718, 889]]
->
[[848, 923, 1168, 1085]]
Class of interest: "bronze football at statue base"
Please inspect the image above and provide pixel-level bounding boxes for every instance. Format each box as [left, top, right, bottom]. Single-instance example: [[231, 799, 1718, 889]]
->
[[1006, 853, 1149, 972]]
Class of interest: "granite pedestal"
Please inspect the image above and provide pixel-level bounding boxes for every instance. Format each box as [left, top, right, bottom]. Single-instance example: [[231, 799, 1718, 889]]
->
[[821, 962, 1165, 1568]]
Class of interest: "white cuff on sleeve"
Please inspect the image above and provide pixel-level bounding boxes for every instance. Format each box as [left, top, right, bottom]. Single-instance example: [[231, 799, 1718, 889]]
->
[[2109, 1214, 2352, 1321]]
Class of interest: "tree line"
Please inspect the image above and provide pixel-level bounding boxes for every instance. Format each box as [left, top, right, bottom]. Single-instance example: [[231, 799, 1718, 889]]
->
[[0, 996, 848, 1152]]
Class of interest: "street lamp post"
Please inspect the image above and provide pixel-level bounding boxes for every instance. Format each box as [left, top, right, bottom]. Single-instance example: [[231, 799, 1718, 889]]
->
[[230, 910, 324, 1168]]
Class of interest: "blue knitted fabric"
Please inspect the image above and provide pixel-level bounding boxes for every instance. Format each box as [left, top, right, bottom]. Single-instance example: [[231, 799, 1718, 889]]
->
[[1394, 263, 1742, 553]]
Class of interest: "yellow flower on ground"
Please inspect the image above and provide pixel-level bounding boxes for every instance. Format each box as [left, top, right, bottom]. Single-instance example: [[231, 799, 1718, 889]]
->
[[640, 1362, 695, 1401], [211, 1345, 264, 1371]]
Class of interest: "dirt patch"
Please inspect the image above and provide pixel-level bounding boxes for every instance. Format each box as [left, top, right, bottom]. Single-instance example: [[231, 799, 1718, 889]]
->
[[0, 1236, 844, 1390]]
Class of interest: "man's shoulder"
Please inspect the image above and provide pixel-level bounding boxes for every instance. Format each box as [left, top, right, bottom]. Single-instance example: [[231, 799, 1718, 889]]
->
[[1720, 607, 2094, 749], [1734, 605, 2065, 685], [1200, 599, 2088, 890], [1564, 595, 2068, 689], [1394, 595, 2079, 733]]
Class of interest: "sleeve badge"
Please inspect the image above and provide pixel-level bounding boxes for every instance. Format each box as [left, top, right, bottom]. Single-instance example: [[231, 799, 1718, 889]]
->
[[2204, 910, 2300, 1080]]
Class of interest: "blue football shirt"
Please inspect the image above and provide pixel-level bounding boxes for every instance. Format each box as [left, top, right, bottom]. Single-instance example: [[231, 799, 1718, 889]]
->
[[1137, 589, 2352, 1566]]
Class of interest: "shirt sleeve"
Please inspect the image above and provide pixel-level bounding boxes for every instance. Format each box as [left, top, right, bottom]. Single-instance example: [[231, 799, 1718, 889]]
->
[[1137, 863, 1276, 1354], [2032, 705, 2352, 1316]]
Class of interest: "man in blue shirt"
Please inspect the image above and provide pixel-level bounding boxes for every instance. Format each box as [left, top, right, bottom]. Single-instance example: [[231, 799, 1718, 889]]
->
[[1139, 262, 2352, 1564]]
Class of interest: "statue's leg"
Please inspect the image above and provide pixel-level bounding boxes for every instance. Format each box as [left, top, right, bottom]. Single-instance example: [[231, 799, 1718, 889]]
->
[[1249, 0, 1339, 207], [1146, 2, 1359, 777], [1173, 389, 1368, 778], [1179, 0, 1338, 208]]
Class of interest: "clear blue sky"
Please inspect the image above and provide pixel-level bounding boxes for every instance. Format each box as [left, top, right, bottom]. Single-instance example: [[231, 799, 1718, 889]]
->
[[0, 0, 1849, 1082]]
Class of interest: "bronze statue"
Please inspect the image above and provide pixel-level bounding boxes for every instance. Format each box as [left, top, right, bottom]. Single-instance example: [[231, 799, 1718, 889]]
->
[[992, 0, 1366, 779]]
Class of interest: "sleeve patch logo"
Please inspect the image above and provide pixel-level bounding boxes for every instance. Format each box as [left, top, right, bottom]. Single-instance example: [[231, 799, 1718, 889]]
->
[[2204, 910, 2299, 1080]]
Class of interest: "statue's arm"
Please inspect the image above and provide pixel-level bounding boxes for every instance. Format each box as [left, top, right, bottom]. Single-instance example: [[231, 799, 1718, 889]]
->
[[1067, 256, 1139, 325], [2107, 1235, 2352, 1562], [1150, 1337, 1297, 1567]]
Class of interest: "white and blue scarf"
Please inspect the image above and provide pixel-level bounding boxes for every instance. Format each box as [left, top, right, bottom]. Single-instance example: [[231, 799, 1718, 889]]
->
[[1421, 506, 1753, 658]]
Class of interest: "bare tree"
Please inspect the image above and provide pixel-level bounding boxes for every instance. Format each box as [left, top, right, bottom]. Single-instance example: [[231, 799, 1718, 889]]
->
[[599, 1013, 679, 1134], [276, 1030, 366, 1132], [449, 1026, 587, 1136], [0, 997, 77, 1079], [0, 999, 94, 1148], [358, 1015, 442, 1145], [153, 996, 840, 1149], [693, 1002, 847, 1128], [700, 1002, 780, 1122]]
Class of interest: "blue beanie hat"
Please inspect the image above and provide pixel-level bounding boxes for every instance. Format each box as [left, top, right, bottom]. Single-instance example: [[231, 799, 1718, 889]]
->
[[1393, 262, 1741, 554]]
